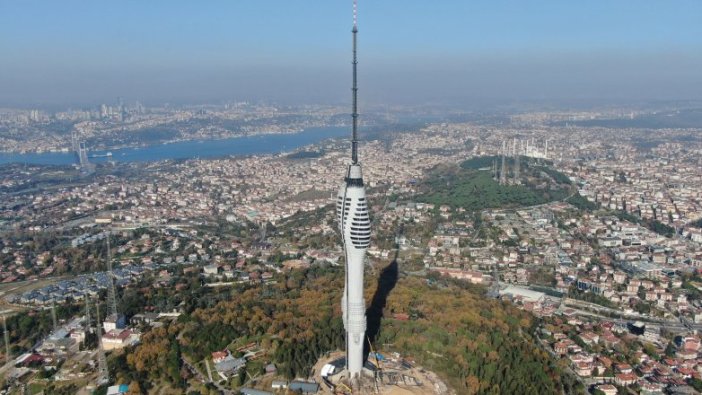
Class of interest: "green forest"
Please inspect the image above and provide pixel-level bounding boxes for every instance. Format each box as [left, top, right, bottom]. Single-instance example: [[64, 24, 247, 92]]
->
[[417, 157, 573, 210]]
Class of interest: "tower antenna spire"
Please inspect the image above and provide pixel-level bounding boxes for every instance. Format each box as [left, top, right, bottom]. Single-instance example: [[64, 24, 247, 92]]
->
[[353, 0, 357, 29], [351, 0, 359, 164]]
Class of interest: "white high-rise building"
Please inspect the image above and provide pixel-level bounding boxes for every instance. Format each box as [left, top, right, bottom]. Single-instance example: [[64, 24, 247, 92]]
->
[[335, 0, 369, 382]]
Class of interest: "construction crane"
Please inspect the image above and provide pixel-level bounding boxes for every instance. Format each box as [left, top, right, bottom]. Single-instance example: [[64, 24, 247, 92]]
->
[[336, 382, 352, 394], [367, 337, 383, 393], [367, 337, 383, 372]]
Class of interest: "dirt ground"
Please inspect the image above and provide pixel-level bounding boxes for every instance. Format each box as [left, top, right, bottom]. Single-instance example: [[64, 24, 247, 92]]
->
[[313, 350, 454, 395]]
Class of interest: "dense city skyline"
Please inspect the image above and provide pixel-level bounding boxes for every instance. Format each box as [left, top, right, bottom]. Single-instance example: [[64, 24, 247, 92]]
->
[[2, 1, 702, 106]]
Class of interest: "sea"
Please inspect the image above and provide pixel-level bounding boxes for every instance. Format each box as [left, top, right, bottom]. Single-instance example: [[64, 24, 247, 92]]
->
[[0, 126, 347, 166]]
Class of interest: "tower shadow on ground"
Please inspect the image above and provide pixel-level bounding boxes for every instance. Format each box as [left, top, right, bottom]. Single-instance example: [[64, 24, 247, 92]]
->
[[364, 247, 399, 361]]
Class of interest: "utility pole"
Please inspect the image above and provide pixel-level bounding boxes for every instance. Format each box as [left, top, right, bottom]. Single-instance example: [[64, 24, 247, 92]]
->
[[514, 142, 520, 184], [95, 302, 109, 385], [3, 315, 10, 369], [500, 141, 507, 185], [85, 297, 92, 333], [105, 233, 118, 318], [51, 300, 58, 332]]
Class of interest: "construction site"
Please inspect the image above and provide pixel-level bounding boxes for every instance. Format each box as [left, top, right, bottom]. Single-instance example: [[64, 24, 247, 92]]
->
[[312, 350, 453, 395]]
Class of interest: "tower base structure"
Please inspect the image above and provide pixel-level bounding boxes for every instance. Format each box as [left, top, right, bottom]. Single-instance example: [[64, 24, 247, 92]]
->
[[315, 350, 452, 394], [337, 366, 376, 391]]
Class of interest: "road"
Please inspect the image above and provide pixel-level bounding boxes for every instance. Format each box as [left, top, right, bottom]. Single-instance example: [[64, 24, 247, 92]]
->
[[534, 334, 597, 391], [182, 356, 233, 395], [559, 301, 697, 333]]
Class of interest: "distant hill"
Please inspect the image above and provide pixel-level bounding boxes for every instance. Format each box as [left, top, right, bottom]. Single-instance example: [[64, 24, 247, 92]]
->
[[550, 109, 702, 130]]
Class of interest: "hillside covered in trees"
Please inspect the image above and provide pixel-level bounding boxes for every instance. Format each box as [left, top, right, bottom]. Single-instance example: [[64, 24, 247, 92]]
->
[[375, 273, 568, 394], [112, 265, 568, 394]]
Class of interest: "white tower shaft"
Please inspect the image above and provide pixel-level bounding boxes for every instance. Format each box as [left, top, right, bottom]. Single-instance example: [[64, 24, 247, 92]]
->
[[337, 0, 370, 380], [337, 165, 370, 379]]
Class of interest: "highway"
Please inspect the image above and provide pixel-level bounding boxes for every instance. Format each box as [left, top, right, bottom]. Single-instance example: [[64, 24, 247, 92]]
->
[[559, 299, 698, 332]]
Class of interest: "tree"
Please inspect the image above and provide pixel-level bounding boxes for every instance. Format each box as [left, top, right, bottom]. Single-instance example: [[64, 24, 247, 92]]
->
[[642, 342, 659, 359], [237, 366, 247, 386], [127, 381, 143, 395], [665, 342, 677, 358], [689, 377, 702, 392]]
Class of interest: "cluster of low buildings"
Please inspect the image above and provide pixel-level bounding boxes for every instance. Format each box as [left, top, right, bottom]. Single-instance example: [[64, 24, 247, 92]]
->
[[0, 122, 483, 285], [570, 143, 702, 230], [546, 314, 702, 395], [9, 266, 142, 305], [9, 313, 140, 382]]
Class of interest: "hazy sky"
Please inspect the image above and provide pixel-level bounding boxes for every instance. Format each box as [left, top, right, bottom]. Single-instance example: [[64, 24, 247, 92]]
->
[[2, 0, 702, 107]]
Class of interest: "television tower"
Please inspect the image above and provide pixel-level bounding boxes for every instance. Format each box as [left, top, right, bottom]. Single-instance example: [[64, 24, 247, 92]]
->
[[337, 0, 370, 383]]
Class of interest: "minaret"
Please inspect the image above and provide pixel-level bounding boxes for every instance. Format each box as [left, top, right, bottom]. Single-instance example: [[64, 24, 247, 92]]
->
[[514, 149, 520, 183], [337, 0, 370, 383], [544, 140, 549, 159], [500, 141, 507, 185]]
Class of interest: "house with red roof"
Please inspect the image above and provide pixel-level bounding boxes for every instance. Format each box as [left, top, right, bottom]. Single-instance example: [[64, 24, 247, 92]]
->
[[614, 372, 637, 386]]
